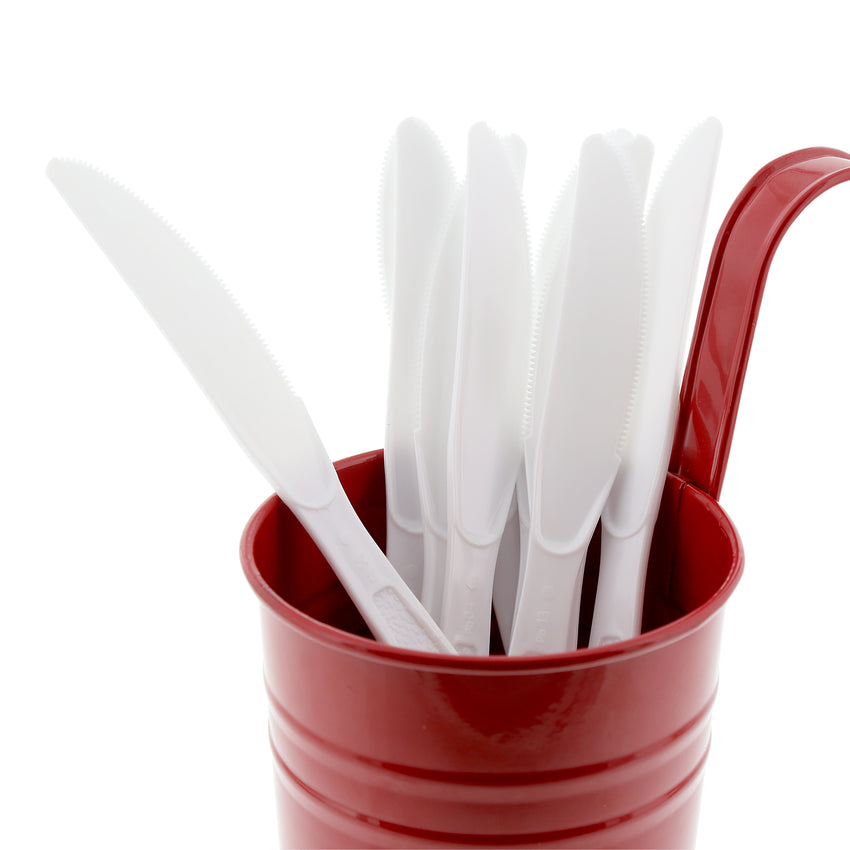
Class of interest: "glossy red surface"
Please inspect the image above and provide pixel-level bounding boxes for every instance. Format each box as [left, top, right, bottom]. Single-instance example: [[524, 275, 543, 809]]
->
[[242, 453, 741, 848], [240, 147, 850, 847], [672, 147, 850, 498]]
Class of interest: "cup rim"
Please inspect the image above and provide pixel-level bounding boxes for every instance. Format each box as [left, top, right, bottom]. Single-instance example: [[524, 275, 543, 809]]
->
[[240, 455, 744, 674]]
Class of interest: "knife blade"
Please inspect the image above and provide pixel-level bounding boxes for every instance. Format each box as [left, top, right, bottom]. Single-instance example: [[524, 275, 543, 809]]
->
[[48, 158, 455, 655], [508, 134, 646, 655]]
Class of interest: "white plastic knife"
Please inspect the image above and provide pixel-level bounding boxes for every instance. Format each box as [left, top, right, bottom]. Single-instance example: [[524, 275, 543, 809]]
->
[[380, 118, 457, 597], [414, 181, 466, 621], [440, 123, 532, 655], [492, 165, 579, 648], [591, 118, 722, 646], [605, 129, 654, 208], [509, 134, 646, 655], [495, 131, 653, 649], [417, 135, 528, 625], [48, 158, 456, 655]]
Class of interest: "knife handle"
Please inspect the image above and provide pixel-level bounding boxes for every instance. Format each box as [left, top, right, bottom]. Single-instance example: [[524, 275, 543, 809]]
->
[[440, 530, 503, 656], [294, 483, 455, 654], [589, 524, 654, 647], [508, 543, 587, 656], [420, 524, 448, 623], [385, 515, 424, 598]]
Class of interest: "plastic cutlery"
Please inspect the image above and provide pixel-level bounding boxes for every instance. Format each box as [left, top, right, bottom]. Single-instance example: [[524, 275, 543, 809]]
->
[[606, 129, 654, 204], [440, 124, 532, 655], [509, 134, 646, 655], [414, 181, 466, 620], [591, 118, 722, 646], [495, 131, 652, 649], [380, 118, 457, 597], [502, 133, 528, 184], [48, 158, 456, 655], [492, 157, 579, 646], [418, 134, 528, 625]]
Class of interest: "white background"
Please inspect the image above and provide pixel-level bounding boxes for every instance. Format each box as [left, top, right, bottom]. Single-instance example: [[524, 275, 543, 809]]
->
[[2, 2, 849, 847]]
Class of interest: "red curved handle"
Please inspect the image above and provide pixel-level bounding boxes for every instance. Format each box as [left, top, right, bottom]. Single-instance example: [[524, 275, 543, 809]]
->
[[670, 147, 850, 499]]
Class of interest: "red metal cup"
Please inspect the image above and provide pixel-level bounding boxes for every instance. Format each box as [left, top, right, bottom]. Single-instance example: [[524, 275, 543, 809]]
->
[[241, 148, 850, 848]]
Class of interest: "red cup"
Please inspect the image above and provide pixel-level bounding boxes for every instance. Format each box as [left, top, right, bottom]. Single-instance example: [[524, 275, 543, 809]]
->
[[241, 148, 850, 848]]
